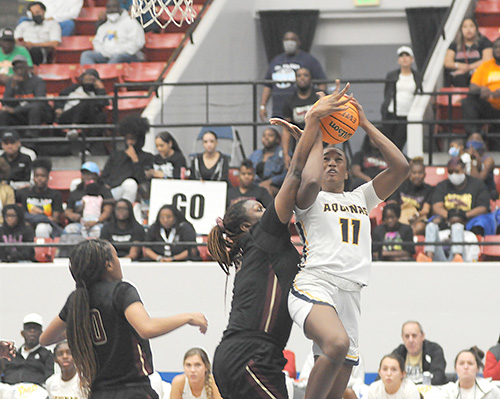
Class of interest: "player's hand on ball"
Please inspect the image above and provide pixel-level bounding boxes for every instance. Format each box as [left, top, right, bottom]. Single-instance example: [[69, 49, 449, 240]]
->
[[269, 118, 303, 141], [308, 82, 351, 120], [349, 97, 368, 127], [189, 313, 208, 334]]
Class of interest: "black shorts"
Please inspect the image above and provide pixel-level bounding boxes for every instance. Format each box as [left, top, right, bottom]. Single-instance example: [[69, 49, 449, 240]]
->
[[90, 384, 159, 399], [213, 335, 288, 399]]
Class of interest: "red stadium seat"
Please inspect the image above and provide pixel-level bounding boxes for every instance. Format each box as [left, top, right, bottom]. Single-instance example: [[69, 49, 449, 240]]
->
[[34, 237, 56, 263], [81, 63, 126, 92], [75, 7, 105, 35], [35, 64, 81, 94], [424, 166, 448, 186], [434, 87, 469, 135], [228, 168, 239, 187], [106, 91, 152, 120], [478, 26, 500, 42], [480, 235, 500, 260], [144, 33, 184, 62], [475, 1, 500, 27], [369, 201, 385, 228], [54, 36, 94, 64], [123, 62, 166, 83], [197, 245, 212, 261], [49, 170, 81, 202]]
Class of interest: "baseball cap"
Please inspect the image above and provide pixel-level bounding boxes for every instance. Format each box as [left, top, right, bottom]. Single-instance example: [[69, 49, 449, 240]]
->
[[0, 28, 15, 41], [1, 130, 20, 142], [81, 161, 100, 175], [11, 54, 28, 65], [23, 313, 43, 327], [397, 46, 414, 57]]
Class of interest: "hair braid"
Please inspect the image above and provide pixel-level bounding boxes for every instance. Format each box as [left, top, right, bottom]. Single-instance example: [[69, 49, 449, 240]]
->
[[205, 372, 214, 399], [66, 239, 113, 396]]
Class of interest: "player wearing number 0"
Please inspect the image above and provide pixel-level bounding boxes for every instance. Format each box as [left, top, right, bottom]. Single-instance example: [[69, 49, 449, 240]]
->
[[207, 82, 350, 399], [276, 99, 409, 399], [40, 239, 208, 399]]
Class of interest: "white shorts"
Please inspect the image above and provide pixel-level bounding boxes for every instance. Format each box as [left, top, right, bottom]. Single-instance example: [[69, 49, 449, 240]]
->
[[288, 269, 362, 365]]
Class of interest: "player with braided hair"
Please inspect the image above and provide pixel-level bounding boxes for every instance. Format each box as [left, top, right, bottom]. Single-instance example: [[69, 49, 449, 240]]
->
[[207, 81, 351, 399], [170, 347, 222, 399], [40, 239, 208, 399]]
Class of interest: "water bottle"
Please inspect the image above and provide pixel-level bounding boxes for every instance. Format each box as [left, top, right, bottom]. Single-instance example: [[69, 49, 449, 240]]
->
[[422, 371, 432, 386]]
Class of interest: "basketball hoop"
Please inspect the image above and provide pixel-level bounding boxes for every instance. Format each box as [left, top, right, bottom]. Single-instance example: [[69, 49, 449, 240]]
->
[[130, 0, 197, 29]]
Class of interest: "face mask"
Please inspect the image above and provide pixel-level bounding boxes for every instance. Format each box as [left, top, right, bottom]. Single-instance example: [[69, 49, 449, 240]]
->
[[466, 140, 484, 151], [106, 13, 120, 23], [449, 173, 466, 186], [32, 15, 44, 25], [448, 146, 460, 158], [283, 40, 297, 54], [82, 83, 94, 93]]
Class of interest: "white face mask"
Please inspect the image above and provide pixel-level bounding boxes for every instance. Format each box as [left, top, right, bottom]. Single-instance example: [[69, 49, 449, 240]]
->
[[449, 173, 466, 186], [107, 12, 121, 22], [283, 40, 297, 54]]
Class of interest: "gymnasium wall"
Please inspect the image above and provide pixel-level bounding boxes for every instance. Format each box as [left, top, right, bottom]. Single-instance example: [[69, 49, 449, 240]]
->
[[1, 261, 498, 375]]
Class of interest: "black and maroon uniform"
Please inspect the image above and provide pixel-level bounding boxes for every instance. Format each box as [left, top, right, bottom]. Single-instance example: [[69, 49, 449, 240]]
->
[[213, 201, 300, 399], [60, 281, 158, 399]]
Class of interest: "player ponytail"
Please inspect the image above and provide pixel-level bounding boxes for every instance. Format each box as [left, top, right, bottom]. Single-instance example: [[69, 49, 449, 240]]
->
[[66, 239, 114, 396], [207, 199, 251, 274], [183, 348, 215, 399]]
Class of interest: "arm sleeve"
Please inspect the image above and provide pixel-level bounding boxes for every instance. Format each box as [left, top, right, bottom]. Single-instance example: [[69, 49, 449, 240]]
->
[[431, 182, 446, 205], [357, 181, 383, 213], [484, 350, 500, 380], [259, 200, 288, 237], [113, 281, 143, 314], [427, 344, 447, 385], [113, 20, 145, 56], [175, 222, 197, 256], [58, 292, 75, 322]]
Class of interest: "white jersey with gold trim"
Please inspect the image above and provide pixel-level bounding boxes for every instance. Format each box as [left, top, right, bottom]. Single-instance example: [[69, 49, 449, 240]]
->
[[294, 181, 382, 286]]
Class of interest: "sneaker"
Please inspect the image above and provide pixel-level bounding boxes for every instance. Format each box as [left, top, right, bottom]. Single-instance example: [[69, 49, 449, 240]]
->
[[66, 129, 79, 141], [452, 253, 463, 262], [416, 253, 432, 262]]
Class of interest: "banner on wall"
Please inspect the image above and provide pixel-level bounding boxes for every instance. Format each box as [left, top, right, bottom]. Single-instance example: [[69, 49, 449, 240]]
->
[[149, 179, 228, 235]]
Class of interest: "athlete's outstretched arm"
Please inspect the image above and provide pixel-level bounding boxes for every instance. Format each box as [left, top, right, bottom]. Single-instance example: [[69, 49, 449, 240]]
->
[[351, 98, 410, 199], [124, 302, 208, 339], [40, 316, 67, 346], [272, 82, 350, 223]]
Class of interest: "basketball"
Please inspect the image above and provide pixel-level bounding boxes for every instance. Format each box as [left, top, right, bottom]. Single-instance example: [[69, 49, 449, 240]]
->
[[316, 95, 359, 144]]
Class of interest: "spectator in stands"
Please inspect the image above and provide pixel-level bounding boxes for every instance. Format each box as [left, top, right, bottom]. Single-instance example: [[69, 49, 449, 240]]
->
[[351, 134, 388, 189], [16, 158, 63, 238], [367, 354, 419, 399], [0, 28, 33, 85], [462, 38, 500, 139], [64, 161, 114, 238], [0, 204, 35, 262], [79, 0, 145, 64], [248, 127, 286, 197], [45, 342, 84, 399], [1, 313, 53, 385], [444, 17, 492, 87], [0, 158, 14, 224], [281, 67, 321, 168], [389, 157, 432, 235], [38, 0, 83, 37], [391, 321, 447, 385], [53, 68, 108, 154], [484, 335, 500, 380], [441, 347, 500, 399], [14, 2, 61, 65], [431, 157, 490, 223], [449, 138, 472, 173], [145, 131, 187, 180], [170, 347, 222, 399], [226, 160, 273, 208], [416, 208, 479, 262], [372, 203, 415, 261], [101, 198, 145, 260], [466, 133, 498, 199], [381, 46, 421, 150], [0, 55, 53, 139], [101, 115, 153, 203], [259, 31, 327, 121], [190, 131, 231, 184], [0, 130, 32, 190], [143, 204, 200, 262]]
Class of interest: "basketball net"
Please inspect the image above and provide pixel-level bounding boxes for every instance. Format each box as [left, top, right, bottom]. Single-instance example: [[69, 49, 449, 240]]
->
[[130, 0, 197, 29]]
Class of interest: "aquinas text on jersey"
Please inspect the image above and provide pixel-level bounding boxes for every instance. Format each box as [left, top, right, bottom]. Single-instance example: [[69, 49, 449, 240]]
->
[[322, 202, 368, 215]]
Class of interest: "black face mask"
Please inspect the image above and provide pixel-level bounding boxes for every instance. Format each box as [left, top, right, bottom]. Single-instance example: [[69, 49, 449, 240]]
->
[[82, 83, 94, 93], [32, 15, 44, 24]]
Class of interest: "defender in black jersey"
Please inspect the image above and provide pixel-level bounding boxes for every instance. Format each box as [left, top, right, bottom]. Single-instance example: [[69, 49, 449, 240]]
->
[[40, 239, 208, 399], [207, 83, 351, 399]]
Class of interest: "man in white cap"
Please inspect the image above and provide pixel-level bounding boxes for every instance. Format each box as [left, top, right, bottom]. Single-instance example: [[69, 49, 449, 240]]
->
[[1, 313, 54, 386], [380, 45, 422, 151]]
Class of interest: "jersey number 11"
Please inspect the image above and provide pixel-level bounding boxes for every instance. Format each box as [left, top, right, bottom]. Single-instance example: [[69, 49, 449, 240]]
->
[[339, 218, 361, 245]]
